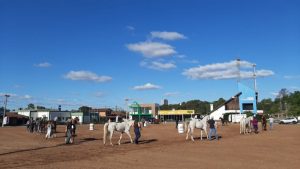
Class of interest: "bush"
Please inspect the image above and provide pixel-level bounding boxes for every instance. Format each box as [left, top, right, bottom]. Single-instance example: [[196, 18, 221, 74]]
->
[[244, 111, 254, 117]]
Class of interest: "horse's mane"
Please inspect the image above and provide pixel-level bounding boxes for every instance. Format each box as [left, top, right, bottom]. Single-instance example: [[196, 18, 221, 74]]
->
[[201, 115, 210, 122]]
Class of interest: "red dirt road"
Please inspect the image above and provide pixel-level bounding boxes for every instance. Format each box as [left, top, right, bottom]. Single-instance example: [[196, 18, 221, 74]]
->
[[0, 123, 299, 169]]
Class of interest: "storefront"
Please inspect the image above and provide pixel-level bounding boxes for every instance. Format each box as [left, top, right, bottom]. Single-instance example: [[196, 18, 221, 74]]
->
[[159, 110, 195, 122]]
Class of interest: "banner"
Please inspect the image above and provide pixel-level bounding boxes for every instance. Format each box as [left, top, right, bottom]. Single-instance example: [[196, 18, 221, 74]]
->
[[159, 110, 194, 115]]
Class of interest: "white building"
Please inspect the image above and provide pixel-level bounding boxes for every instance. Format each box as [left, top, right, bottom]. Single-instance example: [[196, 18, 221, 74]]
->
[[17, 109, 71, 122], [210, 93, 263, 122]]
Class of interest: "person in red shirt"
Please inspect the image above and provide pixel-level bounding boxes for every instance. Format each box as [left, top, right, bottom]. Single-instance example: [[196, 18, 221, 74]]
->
[[252, 117, 258, 134]]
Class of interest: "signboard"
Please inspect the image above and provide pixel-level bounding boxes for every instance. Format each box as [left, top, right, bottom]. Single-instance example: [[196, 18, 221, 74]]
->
[[159, 110, 195, 115]]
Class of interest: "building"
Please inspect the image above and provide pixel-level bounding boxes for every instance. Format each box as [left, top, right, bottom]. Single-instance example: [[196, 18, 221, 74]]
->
[[129, 102, 159, 121], [210, 83, 263, 122], [17, 109, 71, 123], [70, 111, 91, 124], [159, 110, 195, 122], [93, 108, 113, 118], [3, 112, 28, 126], [161, 99, 168, 105]]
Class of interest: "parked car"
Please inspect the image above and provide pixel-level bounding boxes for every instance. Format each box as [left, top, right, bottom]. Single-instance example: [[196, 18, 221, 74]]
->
[[279, 117, 298, 124]]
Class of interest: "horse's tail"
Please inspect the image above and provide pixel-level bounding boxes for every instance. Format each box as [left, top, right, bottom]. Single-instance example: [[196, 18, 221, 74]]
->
[[103, 123, 109, 144]]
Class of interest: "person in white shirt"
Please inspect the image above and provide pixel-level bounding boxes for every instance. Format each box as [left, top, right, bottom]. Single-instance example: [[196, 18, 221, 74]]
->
[[269, 116, 274, 130]]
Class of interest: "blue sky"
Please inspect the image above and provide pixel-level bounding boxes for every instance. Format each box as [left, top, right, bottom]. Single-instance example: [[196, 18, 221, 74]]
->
[[0, 0, 299, 110]]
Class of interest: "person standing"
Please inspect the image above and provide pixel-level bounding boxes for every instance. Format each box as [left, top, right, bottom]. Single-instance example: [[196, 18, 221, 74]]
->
[[269, 116, 274, 130], [252, 117, 259, 134], [134, 120, 141, 144], [262, 115, 267, 131], [207, 117, 218, 141], [71, 119, 76, 136], [45, 121, 52, 139], [175, 118, 179, 129], [65, 120, 73, 144]]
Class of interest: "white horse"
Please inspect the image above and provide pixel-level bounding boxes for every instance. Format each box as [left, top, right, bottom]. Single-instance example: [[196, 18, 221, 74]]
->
[[240, 116, 253, 134], [103, 119, 135, 146], [185, 115, 210, 141]]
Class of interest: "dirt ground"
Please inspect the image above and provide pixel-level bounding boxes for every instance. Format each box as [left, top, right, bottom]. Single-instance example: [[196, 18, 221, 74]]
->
[[0, 122, 299, 169]]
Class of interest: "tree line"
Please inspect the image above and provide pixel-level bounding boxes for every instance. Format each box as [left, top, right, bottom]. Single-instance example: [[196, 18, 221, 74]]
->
[[2, 89, 299, 117], [161, 89, 300, 117], [258, 89, 300, 117]]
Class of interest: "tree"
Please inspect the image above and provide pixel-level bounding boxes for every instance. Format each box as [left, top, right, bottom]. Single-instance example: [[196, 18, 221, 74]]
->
[[27, 103, 35, 110], [0, 107, 10, 114], [79, 106, 92, 113], [277, 88, 289, 98], [213, 98, 226, 109], [258, 98, 274, 114], [287, 91, 300, 116], [36, 106, 46, 110]]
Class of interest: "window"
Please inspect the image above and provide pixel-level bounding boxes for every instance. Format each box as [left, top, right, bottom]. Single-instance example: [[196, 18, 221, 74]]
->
[[242, 103, 253, 110]]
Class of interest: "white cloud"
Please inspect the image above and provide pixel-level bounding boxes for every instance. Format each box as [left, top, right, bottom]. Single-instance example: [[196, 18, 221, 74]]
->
[[126, 41, 176, 58], [141, 61, 176, 71], [175, 55, 186, 59], [22, 94, 32, 99], [290, 86, 300, 90], [182, 60, 274, 80], [270, 92, 279, 96], [64, 70, 112, 82], [51, 98, 82, 107], [175, 55, 199, 64], [164, 92, 179, 97], [126, 25, 135, 31], [151, 31, 187, 40], [133, 83, 161, 91], [284, 75, 300, 79], [34, 62, 51, 68]]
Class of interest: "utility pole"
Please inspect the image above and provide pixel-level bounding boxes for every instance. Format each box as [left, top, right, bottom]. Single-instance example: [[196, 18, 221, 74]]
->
[[253, 64, 257, 92], [2, 94, 10, 127], [125, 98, 129, 119], [236, 58, 241, 83]]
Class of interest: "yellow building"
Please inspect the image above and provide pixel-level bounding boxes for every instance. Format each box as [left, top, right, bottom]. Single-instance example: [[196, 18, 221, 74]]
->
[[159, 110, 195, 122]]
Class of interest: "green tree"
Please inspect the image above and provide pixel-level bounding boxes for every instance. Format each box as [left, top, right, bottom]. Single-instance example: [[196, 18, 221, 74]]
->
[[213, 98, 226, 110], [288, 91, 300, 116], [79, 106, 92, 113], [27, 103, 35, 109], [0, 107, 10, 114], [36, 106, 46, 110], [258, 98, 274, 114]]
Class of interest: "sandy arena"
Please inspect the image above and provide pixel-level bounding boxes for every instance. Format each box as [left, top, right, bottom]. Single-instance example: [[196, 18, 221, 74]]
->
[[0, 123, 299, 169]]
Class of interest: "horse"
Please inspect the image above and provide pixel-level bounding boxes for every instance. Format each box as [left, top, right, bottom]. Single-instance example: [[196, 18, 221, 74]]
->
[[185, 115, 210, 142], [240, 116, 253, 134], [219, 117, 229, 126], [103, 119, 135, 146]]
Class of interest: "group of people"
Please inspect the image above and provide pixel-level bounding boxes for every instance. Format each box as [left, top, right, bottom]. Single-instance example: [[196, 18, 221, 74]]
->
[[250, 115, 274, 134], [26, 118, 57, 135], [26, 117, 78, 144], [206, 115, 274, 139]]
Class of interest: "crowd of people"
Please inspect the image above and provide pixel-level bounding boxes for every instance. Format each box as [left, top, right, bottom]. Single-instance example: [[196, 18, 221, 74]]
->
[[26, 117, 78, 144], [252, 115, 274, 134], [26, 118, 56, 135]]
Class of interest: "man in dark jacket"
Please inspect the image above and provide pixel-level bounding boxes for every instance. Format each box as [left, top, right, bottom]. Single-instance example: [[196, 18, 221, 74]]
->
[[207, 116, 219, 141]]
